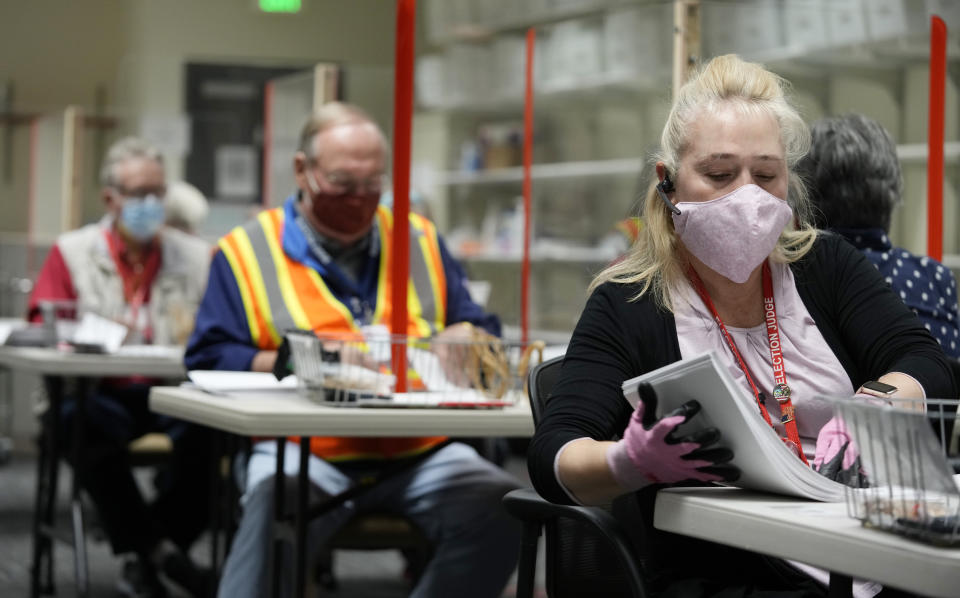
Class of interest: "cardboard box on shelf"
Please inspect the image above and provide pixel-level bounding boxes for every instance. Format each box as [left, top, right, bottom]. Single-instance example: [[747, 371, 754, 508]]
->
[[543, 17, 604, 90], [865, 0, 911, 40], [824, 0, 868, 47], [702, 0, 783, 58], [416, 54, 446, 108], [782, 0, 829, 52], [602, 4, 670, 85]]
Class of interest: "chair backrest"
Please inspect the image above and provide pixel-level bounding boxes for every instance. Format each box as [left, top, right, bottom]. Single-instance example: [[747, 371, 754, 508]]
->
[[946, 359, 960, 454], [526, 355, 644, 597], [526, 355, 564, 426]]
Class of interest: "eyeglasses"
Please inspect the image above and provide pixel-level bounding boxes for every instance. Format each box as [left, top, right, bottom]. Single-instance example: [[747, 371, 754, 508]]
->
[[110, 184, 167, 200], [311, 165, 387, 196]]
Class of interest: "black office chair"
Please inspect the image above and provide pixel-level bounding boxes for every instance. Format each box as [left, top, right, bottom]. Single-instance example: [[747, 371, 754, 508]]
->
[[502, 356, 648, 598]]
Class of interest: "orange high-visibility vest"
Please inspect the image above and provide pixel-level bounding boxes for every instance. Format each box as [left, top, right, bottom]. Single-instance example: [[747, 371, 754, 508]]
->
[[614, 217, 643, 244], [219, 204, 448, 461]]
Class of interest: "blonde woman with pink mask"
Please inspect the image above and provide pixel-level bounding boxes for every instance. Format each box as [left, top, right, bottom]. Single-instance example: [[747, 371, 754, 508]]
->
[[527, 55, 955, 598]]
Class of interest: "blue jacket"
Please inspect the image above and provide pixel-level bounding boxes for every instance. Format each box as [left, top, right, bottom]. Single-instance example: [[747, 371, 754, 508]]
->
[[834, 227, 960, 359], [185, 196, 500, 371]]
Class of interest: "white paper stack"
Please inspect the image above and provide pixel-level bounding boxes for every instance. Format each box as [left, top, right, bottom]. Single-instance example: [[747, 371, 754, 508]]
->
[[622, 351, 849, 502], [188, 370, 299, 395]]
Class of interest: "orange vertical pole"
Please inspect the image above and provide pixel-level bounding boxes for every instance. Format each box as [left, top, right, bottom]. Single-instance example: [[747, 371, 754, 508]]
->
[[521, 28, 535, 345], [262, 81, 274, 209], [927, 16, 946, 261], [391, 0, 416, 392]]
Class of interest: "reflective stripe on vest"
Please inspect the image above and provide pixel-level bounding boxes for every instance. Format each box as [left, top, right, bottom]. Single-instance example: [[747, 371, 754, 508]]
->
[[218, 204, 448, 460]]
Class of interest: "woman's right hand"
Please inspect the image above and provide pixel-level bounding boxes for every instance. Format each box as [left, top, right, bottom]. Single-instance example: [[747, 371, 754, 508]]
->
[[606, 382, 740, 491]]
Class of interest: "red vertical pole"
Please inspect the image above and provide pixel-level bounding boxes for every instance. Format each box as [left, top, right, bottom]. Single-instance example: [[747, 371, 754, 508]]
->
[[262, 81, 274, 209], [521, 28, 535, 345], [927, 16, 946, 261], [391, 0, 415, 392]]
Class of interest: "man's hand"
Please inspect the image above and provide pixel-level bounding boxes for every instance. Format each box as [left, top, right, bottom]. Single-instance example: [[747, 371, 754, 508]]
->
[[432, 322, 476, 387], [251, 350, 278, 373]]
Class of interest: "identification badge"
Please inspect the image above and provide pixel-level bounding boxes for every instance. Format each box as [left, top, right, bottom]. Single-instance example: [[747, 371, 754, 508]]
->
[[773, 383, 791, 402]]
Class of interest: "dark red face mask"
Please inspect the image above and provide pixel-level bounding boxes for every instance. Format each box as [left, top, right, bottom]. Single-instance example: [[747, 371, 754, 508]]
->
[[304, 174, 380, 235], [304, 189, 380, 236]]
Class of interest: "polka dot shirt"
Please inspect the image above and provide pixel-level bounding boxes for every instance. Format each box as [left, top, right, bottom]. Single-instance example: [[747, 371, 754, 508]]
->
[[836, 228, 960, 359]]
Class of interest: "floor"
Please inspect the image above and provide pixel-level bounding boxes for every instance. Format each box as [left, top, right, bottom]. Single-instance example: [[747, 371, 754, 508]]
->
[[0, 447, 546, 597]]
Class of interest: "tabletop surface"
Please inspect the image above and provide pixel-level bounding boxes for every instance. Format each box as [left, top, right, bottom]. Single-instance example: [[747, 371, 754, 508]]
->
[[0, 345, 186, 378], [149, 385, 536, 438], [654, 486, 960, 598]]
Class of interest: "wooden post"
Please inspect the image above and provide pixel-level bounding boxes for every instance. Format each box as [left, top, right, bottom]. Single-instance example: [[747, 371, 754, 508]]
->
[[672, 0, 701, 99]]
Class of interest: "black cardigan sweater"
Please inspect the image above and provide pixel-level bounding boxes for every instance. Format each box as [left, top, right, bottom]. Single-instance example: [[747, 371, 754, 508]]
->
[[528, 233, 957, 504]]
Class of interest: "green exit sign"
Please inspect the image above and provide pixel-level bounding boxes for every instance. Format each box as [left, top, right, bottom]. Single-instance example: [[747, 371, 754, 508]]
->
[[259, 0, 301, 13]]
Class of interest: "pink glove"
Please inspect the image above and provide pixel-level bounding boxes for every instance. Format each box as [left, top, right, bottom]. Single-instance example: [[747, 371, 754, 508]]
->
[[606, 382, 740, 491], [812, 415, 862, 483]]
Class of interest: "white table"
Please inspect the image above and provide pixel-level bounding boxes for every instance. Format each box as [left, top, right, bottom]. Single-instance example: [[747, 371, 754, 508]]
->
[[0, 344, 185, 598], [149, 385, 535, 437], [150, 384, 535, 597], [0, 345, 185, 378], [654, 487, 960, 598]]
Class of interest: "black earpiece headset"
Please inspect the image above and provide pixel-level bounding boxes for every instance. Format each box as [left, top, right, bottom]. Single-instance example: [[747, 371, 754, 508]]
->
[[656, 172, 681, 215]]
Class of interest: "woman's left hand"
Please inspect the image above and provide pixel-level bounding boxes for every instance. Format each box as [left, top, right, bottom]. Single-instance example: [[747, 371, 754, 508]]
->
[[812, 416, 863, 484]]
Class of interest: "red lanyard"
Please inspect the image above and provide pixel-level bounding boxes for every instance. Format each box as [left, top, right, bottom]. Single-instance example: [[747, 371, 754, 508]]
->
[[104, 229, 161, 340], [686, 261, 809, 465]]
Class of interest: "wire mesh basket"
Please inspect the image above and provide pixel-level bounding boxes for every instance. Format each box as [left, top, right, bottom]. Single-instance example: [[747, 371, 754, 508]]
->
[[285, 327, 545, 407], [835, 397, 960, 546]]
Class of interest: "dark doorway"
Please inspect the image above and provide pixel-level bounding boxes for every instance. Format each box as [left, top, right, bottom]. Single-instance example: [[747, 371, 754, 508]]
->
[[184, 63, 303, 204]]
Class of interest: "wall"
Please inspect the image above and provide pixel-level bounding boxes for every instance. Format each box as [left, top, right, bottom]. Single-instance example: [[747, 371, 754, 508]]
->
[[0, 0, 128, 235], [118, 0, 396, 182], [0, 0, 397, 237]]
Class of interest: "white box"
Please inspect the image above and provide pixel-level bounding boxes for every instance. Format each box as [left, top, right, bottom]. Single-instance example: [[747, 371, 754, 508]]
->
[[824, 0, 868, 46], [492, 35, 527, 101], [864, 0, 910, 40], [602, 5, 669, 84], [782, 0, 829, 51], [702, 0, 783, 57], [447, 42, 494, 105], [415, 55, 446, 109], [544, 17, 604, 90]]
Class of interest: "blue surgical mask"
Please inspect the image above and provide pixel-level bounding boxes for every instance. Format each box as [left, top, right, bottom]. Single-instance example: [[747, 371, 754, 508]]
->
[[120, 194, 166, 242]]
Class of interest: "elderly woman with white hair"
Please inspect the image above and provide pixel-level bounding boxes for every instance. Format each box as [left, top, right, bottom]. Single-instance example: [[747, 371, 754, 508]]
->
[[527, 55, 955, 597], [164, 180, 209, 235]]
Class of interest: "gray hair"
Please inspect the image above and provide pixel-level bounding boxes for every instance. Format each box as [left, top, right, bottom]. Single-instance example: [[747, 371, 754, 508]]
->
[[797, 114, 902, 232], [297, 101, 388, 159], [99, 136, 164, 188]]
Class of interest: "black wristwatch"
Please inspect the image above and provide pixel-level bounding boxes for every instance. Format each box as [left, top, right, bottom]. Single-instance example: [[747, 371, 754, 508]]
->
[[860, 380, 898, 398]]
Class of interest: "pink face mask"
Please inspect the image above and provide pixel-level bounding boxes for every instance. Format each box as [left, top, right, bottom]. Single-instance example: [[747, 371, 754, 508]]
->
[[671, 184, 793, 283]]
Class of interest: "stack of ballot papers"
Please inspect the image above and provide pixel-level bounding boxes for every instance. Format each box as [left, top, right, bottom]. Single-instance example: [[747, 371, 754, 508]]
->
[[623, 351, 848, 502], [188, 370, 299, 395]]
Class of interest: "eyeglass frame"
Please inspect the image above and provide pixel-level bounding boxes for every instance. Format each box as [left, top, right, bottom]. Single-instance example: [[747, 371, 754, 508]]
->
[[306, 160, 388, 196], [108, 183, 168, 200]]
